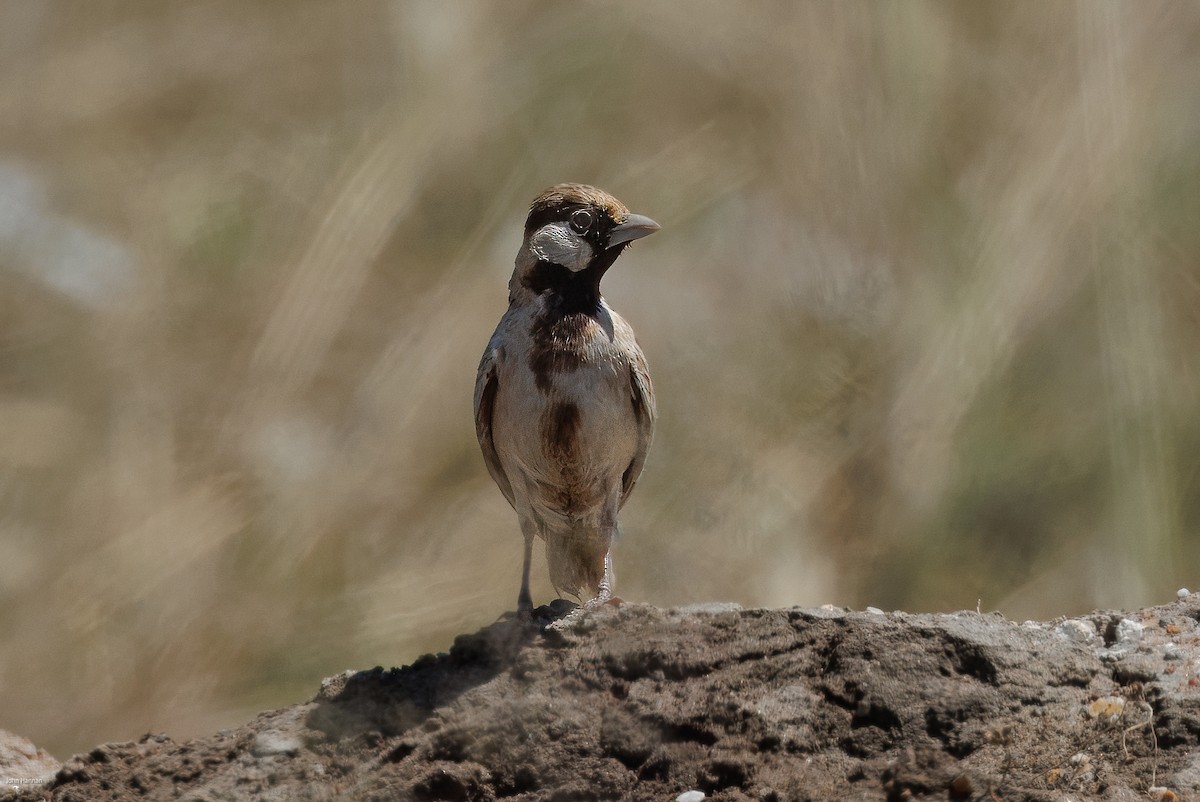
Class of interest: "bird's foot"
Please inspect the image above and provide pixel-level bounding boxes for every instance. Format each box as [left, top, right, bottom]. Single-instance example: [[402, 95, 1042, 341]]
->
[[505, 598, 578, 628], [583, 594, 624, 611], [516, 598, 534, 625]]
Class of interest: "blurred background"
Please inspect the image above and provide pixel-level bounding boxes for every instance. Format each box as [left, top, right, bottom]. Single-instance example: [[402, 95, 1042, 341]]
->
[[1, 0, 1198, 758]]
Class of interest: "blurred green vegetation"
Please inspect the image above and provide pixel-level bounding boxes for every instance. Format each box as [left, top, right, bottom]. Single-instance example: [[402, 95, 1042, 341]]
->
[[1, 1, 1198, 757]]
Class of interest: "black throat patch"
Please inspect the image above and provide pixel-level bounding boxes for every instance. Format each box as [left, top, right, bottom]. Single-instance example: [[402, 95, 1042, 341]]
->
[[518, 239, 627, 311], [525, 254, 623, 394]]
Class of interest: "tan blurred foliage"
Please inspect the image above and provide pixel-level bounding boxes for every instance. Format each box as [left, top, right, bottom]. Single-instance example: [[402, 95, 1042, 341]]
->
[[1, 1, 1198, 756]]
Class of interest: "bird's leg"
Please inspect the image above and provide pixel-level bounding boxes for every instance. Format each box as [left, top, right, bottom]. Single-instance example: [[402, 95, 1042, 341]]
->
[[598, 550, 614, 602], [586, 550, 615, 609], [517, 533, 534, 622]]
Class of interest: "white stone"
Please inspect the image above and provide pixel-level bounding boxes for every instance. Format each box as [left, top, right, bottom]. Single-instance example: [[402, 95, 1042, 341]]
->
[[251, 730, 303, 758], [1054, 619, 1096, 644], [1114, 618, 1145, 647]]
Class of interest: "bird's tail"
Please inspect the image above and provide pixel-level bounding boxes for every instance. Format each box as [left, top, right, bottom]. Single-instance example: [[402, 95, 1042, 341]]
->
[[545, 527, 615, 602]]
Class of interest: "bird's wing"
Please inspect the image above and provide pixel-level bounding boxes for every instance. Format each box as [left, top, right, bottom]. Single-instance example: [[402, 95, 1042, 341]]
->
[[474, 347, 516, 508], [620, 344, 656, 507]]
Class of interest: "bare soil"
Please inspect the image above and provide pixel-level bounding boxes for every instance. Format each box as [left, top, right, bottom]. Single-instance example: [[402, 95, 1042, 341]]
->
[[9, 596, 1200, 801]]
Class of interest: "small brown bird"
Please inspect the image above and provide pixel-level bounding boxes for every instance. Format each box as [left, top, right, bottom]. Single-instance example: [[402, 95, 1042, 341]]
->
[[474, 184, 659, 618]]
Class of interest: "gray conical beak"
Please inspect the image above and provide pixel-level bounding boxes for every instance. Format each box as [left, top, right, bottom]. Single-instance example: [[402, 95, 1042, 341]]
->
[[607, 213, 661, 248]]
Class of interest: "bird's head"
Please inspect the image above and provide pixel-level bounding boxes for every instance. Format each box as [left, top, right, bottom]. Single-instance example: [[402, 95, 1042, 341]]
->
[[512, 183, 659, 302]]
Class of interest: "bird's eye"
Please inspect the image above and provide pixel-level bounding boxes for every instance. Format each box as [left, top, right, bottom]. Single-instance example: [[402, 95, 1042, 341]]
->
[[568, 209, 594, 234]]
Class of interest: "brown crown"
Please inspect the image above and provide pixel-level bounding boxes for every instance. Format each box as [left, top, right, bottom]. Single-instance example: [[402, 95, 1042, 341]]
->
[[525, 184, 630, 233]]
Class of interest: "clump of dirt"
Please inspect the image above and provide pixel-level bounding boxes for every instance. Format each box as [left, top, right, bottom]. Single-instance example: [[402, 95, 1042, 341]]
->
[[12, 596, 1200, 801]]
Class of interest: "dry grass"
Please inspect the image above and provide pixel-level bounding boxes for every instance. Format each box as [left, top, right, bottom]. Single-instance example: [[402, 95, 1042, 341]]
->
[[1, 1, 1198, 756]]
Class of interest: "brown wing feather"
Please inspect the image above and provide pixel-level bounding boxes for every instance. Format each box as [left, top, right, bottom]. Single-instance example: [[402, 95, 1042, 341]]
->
[[620, 346, 656, 507], [474, 350, 515, 508]]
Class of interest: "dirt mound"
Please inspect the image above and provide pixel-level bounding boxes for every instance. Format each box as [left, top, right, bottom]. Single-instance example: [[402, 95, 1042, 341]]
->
[[12, 597, 1200, 801]]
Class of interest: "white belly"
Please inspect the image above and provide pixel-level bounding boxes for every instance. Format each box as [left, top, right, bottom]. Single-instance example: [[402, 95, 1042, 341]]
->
[[492, 357, 635, 528]]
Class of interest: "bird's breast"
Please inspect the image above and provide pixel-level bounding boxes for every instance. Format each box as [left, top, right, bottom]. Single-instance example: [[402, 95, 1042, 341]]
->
[[526, 309, 614, 393], [491, 317, 635, 488]]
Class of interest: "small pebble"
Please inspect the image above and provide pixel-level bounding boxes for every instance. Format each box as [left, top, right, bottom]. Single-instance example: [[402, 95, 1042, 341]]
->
[[1164, 643, 1182, 660], [677, 792, 706, 802], [1054, 620, 1096, 644], [807, 605, 848, 620], [865, 606, 884, 615], [1178, 588, 1191, 599], [251, 730, 303, 758], [1114, 618, 1144, 646], [1086, 696, 1125, 721], [948, 773, 974, 798]]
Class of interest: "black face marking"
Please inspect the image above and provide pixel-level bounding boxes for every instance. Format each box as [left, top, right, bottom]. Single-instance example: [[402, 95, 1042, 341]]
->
[[525, 205, 617, 259], [521, 185, 636, 299], [519, 238, 631, 306], [525, 187, 620, 248]]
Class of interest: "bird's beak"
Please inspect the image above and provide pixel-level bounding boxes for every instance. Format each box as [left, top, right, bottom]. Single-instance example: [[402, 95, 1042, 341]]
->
[[607, 213, 661, 248]]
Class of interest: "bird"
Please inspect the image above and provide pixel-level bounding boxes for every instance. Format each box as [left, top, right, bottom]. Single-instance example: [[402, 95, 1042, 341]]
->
[[474, 183, 659, 619]]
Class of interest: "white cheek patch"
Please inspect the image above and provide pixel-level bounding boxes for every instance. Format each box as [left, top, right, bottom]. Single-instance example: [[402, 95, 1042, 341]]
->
[[529, 222, 593, 272]]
